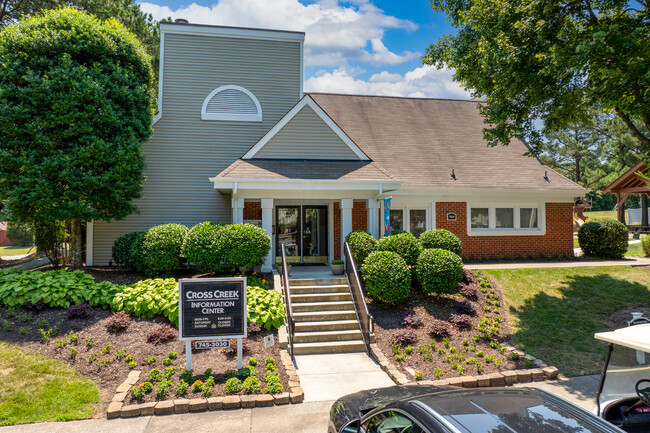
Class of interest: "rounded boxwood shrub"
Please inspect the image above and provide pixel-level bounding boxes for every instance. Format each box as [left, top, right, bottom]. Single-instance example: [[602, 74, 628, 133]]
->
[[345, 230, 377, 266], [578, 218, 628, 259], [642, 235, 650, 257], [361, 251, 410, 305], [416, 248, 464, 295], [142, 223, 188, 275], [181, 222, 225, 273], [419, 229, 462, 256], [112, 231, 145, 269], [129, 231, 147, 273], [376, 232, 422, 266], [218, 224, 271, 271]]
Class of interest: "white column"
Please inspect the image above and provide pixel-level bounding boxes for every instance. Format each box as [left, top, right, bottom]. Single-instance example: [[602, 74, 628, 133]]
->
[[367, 199, 379, 238], [261, 199, 274, 272], [340, 199, 353, 259], [85, 221, 94, 266], [231, 197, 244, 224]]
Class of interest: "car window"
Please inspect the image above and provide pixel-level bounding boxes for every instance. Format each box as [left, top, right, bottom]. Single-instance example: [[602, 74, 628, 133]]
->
[[361, 410, 424, 433]]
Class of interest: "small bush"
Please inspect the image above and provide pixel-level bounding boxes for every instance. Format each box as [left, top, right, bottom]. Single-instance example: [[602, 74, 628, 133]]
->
[[181, 222, 226, 273], [449, 314, 473, 329], [67, 303, 94, 320], [175, 380, 188, 396], [419, 229, 462, 256], [578, 218, 628, 259], [400, 312, 423, 328], [361, 251, 410, 305], [416, 248, 464, 295], [146, 324, 177, 344], [218, 224, 271, 271], [106, 312, 131, 333], [459, 285, 479, 300], [243, 376, 262, 394], [391, 328, 418, 347], [112, 231, 145, 270], [113, 278, 179, 325], [248, 357, 258, 367], [426, 319, 452, 338], [225, 377, 242, 394], [376, 232, 422, 266], [454, 301, 477, 316], [247, 322, 262, 335], [21, 300, 47, 311], [129, 231, 147, 273], [642, 235, 650, 257], [345, 230, 377, 266], [247, 286, 285, 330], [142, 223, 188, 275]]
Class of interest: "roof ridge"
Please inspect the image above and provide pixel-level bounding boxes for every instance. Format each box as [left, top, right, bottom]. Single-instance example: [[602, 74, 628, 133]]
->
[[218, 159, 243, 178], [370, 161, 398, 181], [308, 92, 485, 103]]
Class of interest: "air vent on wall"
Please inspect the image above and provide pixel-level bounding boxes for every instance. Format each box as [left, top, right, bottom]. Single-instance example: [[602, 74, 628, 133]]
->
[[201, 85, 263, 122]]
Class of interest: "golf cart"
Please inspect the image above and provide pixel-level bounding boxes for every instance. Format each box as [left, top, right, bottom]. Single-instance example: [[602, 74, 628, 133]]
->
[[595, 316, 650, 433]]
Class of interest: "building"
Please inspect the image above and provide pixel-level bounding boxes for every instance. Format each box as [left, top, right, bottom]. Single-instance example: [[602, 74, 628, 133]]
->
[[87, 22, 584, 270]]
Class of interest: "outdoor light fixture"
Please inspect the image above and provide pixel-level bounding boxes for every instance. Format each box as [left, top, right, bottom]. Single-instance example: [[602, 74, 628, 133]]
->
[[451, 169, 456, 180], [544, 171, 550, 182]]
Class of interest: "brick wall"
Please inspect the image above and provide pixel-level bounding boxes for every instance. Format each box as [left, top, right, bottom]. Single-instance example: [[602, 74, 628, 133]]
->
[[0, 229, 16, 247], [352, 200, 367, 232], [243, 201, 262, 220], [435, 202, 574, 259]]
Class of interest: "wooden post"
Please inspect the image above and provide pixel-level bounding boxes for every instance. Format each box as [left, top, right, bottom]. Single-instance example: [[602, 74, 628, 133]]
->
[[643, 194, 648, 227], [617, 193, 624, 223]]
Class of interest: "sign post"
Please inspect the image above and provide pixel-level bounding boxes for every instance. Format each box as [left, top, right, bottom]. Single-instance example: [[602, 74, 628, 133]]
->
[[178, 277, 247, 371]]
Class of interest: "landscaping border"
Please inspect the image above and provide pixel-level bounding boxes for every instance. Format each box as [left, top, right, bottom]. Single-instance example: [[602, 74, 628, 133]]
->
[[368, 342, 558, 388], [106, 349, 303, 419]]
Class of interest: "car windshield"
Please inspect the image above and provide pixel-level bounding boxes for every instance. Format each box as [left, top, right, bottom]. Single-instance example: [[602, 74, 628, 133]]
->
[[416, 390, 615, 433], [601, 344, 650, 405]]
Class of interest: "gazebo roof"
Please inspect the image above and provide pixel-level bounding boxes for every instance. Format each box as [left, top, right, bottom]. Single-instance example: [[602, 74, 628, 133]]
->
[[603, 161, 649, 194]]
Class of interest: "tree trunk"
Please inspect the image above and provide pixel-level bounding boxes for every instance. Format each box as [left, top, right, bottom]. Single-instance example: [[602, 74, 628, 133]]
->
[[69, 218, 83, 269]]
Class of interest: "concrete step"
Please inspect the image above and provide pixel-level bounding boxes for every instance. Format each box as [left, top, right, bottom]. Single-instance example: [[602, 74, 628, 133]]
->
[[294, 319, 360, 332], [292, 301, 355, 313], [293, 310, 358, 322], [293, 340, 366, 355], [291, 292, 352, 303], [294, 329, 363, 343], [289, 284, 349, 294], [289, 278, 347, 287]]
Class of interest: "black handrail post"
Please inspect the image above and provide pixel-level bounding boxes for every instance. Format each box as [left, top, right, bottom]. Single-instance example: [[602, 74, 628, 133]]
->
[[280, 245, 295, 363], [344, 242, 374, 355]]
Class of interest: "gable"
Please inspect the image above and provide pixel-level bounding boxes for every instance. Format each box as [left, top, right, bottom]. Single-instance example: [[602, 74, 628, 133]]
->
[[245, 98, 368, 160]]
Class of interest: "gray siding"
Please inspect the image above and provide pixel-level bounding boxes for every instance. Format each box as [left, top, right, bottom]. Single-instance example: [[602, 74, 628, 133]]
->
[[93, 31, 301, 265], [255, 105, 359, 159]]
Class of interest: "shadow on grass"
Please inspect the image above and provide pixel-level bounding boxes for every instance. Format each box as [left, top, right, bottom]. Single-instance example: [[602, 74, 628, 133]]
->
[[508, 273, 650, 377]]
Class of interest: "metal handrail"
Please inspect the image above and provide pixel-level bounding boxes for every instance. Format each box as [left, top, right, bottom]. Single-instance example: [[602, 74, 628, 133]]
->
[[280, 245, 295, 362], [344, 242, 373, 354]]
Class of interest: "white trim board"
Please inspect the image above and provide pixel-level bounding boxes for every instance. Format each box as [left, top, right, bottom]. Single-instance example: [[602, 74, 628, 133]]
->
[[241, 95, 369, 161], [160, 23, 305, 43]]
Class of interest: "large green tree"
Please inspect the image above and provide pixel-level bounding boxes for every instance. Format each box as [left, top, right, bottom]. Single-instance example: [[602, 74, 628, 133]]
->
[[423, 0, 650, 155], [0, 8, 154, 268]]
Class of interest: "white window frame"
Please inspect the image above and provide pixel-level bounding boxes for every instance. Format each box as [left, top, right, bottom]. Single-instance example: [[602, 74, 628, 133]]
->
[[201, 85, 263, 122], [466, 202, 546, 236], [381, 205, 430, 237]]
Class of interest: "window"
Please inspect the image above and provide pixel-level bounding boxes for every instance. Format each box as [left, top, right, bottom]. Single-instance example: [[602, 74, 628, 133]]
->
[[495, 208, 514, 228], [390, 209, 404, 232], [468, 204, 544, 235], [362, 410, 423, 433], [409, 209, 426, 238], [471, 208, 489, 229], [201, 85, 262, 121], [520, 208, 538, 228]]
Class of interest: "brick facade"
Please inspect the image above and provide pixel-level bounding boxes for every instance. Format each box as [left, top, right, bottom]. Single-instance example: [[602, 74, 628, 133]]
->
[[243, 201, 262, 221], [352, 200, 367, 232], [435, 202, 574, 259]]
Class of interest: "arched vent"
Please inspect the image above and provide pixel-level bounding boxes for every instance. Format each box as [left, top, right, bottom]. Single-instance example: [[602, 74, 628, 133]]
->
[[201, 85, 262, 121]]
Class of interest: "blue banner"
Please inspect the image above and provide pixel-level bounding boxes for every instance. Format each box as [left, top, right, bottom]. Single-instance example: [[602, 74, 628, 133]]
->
[[383, 197, 391, 236]]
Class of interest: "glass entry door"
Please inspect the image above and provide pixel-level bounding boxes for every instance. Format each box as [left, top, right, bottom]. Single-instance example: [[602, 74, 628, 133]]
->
[[276, 205, 328, 264]]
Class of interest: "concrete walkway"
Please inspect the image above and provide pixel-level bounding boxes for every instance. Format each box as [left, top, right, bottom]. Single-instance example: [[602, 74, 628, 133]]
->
[[295, 352, 394, 402], [3, 256, 49, 270], [466, 256, 650, 270]]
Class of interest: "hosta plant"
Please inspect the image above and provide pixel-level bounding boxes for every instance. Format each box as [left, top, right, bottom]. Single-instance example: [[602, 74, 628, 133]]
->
[[247, 286, 285, 330]]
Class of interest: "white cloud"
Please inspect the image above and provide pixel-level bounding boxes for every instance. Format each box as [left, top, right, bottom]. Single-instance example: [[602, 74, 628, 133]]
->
[[304, 65, 473, 99], [138, 0, 418, 67]]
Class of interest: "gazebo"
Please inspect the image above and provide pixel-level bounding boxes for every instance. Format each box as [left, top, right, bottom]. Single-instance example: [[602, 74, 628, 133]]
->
[[603, 161, 650, 229]]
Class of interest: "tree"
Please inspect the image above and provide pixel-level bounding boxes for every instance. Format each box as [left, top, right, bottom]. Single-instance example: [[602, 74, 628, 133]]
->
[[0, 8, 154, 268], [423, 0, 650, 155]]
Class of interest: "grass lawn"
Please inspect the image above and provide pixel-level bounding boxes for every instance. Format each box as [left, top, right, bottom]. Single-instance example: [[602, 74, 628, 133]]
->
[[0, 246, 35, 256], [583, 210, 626, 221], [626, 242, 645, 257], [0, 342, 99, 426], [485, 266, 650, 377]]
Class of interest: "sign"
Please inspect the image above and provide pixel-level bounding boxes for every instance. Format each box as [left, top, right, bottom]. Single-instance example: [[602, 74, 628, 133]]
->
[[178, 278, 247, 341], [263, 334, 275, 348], [194, 340, 230, 350], [447, 213, 457, 221], [383, 197, 391, 236]]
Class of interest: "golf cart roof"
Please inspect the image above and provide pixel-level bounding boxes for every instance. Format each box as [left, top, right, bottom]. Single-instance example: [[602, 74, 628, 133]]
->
[[595, 324, 650, 353]]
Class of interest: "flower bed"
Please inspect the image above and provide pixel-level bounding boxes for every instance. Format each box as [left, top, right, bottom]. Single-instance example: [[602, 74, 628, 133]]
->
[[369, 271, 532, 381]]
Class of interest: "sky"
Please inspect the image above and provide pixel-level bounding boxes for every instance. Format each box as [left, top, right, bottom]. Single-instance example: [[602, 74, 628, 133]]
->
[[137, 0, 473, 99]]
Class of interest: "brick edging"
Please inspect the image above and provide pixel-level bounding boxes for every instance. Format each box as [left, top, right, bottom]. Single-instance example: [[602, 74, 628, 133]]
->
[[107, 349, 303, 419], [368, 342, 559, 388]]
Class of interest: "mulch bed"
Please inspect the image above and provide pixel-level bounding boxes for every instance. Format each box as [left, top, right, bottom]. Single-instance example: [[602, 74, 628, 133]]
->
[[0, 267, 283, 416], [370, 270, 529, 381]]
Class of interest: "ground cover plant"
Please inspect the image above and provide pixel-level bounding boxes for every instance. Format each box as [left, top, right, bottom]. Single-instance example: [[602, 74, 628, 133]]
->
[[486, 266, 650, 376], [369, 270, 526, 381]]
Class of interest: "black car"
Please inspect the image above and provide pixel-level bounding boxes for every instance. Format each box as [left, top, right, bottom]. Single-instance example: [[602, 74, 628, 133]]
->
[[329, 385, 625, 433]]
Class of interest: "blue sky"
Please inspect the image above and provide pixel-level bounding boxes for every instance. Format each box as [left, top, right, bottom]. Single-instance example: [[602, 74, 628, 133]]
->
[[138, 0, 471, 99]]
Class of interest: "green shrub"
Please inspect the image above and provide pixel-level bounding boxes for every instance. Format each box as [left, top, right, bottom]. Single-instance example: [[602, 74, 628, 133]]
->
[[225, 377, 242, 394], [112, 278, 178, 324], [129, 231, 147, 273], [419, 229, 462, 256], [217, 224, 270, 271], [345, 230, 377, 266], [416, 248, 464, 295], [243, 376, 262, 394], [578, 218, 628, 259], [376, 232, 421, 266], [142, 223, 188, 275], [642, 235, 650, 257], [361, 251, 410, 305], [181, 222, 226, 273], [112, 231, 145, 269], [247, 286, 285, 330], [5, 222, 33, 246]]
